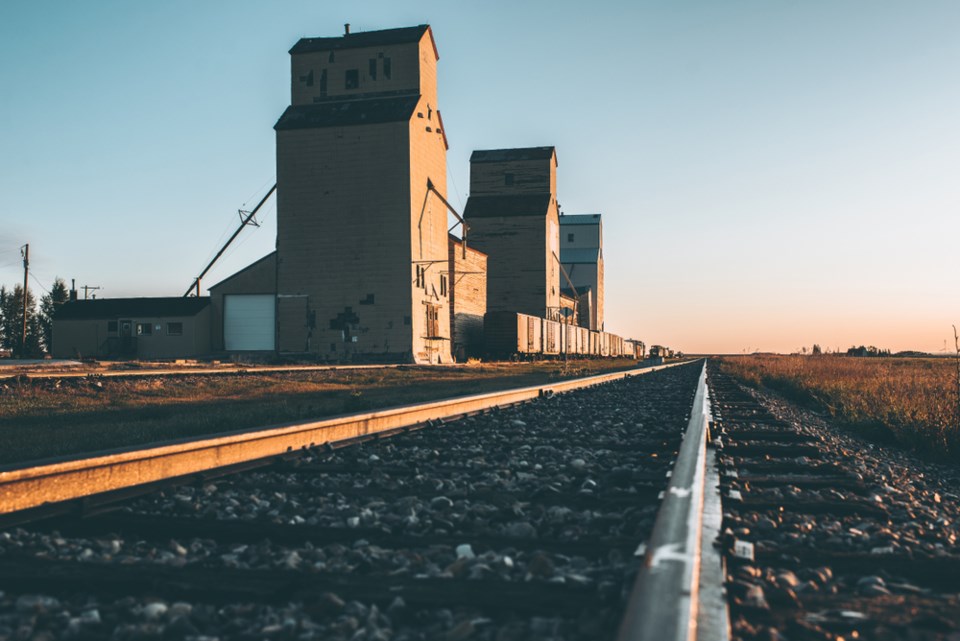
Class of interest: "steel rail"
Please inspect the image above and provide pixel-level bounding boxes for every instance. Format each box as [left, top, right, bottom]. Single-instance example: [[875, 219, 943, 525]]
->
[[616, 360, 728, 641], [0, 362, 422, 382], [0, 362, 691, 517]]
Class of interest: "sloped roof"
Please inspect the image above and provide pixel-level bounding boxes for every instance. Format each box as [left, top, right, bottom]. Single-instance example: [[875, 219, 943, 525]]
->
[[463, 194, 552, 219], [208, 251, 276, 292], [448, 234, 488, 257], [55, 298, 210, 321], [275, 95, 420, 130], [470, 147, 557, 165], [559, 214, 602, 226], [560, 247, 601, 264], [290, 25, 437, 59]]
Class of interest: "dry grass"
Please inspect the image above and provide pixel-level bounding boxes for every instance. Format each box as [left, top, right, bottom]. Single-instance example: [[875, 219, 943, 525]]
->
[[716, 355, 960, 462], [0, 360, 637, 465]]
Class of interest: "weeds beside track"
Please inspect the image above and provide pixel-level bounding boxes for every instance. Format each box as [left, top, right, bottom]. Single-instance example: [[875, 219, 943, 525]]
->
[[716, 355, 960, 462]]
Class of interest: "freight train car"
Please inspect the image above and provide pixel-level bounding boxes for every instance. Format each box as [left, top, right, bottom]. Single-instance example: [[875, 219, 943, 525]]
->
[[483, 311, 641, 361], [483, 311, 543, 357]]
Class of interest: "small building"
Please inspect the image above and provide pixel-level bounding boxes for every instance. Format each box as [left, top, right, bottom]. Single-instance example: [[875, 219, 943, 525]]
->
[[559, 213, 604, 331], [464, 147, 561, 321], [448, 235, 487, 361], [52, 298, 211, 360], [208, 252, 277, 353]]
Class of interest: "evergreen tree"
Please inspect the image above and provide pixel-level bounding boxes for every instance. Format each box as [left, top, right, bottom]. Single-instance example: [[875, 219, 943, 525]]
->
[[0, 284, 40, 356], [0, 286, 7, 351], [39, 277, 69, 352]]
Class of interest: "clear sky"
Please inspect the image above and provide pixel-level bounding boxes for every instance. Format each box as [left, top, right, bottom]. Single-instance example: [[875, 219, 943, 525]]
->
[[1, 1, 958, 354]]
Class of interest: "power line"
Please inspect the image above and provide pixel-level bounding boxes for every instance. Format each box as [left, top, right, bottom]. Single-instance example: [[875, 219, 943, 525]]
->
[[27, 270, 52, 297]]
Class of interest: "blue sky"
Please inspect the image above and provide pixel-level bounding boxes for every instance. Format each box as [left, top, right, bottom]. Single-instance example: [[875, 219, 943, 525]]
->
[[2, 1, 958, 353]]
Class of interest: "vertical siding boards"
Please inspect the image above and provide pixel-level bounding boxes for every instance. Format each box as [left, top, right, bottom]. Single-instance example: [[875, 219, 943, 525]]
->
[[274, 26, 451, 363], [463, 148, 561, 321], [448, 238, 487, 360], [559, 214, 604, 331]]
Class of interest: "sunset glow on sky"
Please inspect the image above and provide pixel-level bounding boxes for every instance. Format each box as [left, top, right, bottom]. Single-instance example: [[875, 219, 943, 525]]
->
[[1, 1, 958, 354]]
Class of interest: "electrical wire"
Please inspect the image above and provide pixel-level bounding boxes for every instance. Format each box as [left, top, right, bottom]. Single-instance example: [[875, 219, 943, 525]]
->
[[196, 180, 276, 274], [27, 270, 53, 297]]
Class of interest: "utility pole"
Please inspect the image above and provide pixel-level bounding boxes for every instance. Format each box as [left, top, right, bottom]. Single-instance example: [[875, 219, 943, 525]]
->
[[82, 285, 101, 300], [20, 244, 28, 357]]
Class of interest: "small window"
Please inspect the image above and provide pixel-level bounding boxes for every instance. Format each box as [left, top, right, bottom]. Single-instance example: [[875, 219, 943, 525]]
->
[[107, 321, 118, 334], [369, 59, 377, 80], [504, 173, 514, 186], [440, 274, 448, 297], [136, 323, 152, 336], [415, 264, 429, 289], [328, 51, 335, 63], [299, 70, 314, 86], [319, 69, 327, 96], [345, 69, 359, 89], [167, 322, 183, 336], [383, 57, 391, 79], [567, 233, 574, 242]]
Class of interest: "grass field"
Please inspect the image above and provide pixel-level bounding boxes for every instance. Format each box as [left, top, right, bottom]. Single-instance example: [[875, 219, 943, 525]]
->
[[716, 355, 960, 462], [0, 360, 639, 466]]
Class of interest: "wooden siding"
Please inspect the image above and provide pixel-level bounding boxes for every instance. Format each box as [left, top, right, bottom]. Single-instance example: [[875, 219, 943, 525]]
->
[[470, 157, 556, 197], [276, 32, 449, 363], [449, 238, 487, 360]]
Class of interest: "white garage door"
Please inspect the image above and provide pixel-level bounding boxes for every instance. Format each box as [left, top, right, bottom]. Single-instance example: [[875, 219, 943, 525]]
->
[[224, 295, 275, 351]]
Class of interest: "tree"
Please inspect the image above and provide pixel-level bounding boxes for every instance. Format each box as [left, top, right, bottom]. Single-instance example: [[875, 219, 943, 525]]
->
[[0, 284, 41, 356], [39, 277, 69, 352], [811, 344, 822, 355]]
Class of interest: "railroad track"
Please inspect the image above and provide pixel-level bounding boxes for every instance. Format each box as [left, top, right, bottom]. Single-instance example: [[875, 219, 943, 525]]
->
[[709, 363, 960, 641], [3, 360, 955, 640], [0, 360, 713, 640]]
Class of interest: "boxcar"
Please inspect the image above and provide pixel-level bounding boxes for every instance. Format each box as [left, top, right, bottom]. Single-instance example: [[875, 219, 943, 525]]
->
[[484, 311, 542, 358], [542, 319, 561, 355]]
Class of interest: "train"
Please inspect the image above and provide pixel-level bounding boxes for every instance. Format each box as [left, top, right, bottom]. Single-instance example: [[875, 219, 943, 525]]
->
[[483, 311, 646, 360]]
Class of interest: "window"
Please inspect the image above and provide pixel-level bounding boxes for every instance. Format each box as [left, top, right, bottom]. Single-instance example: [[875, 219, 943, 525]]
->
[[107, 321, 118, 334], [415, 265, 427, 289], [426, 304, 439, 338], [319, 69, 327, 96], [504, 173, 514, 186], [567, 233, 575, 242], [440, 274, 448, 297], [328, 51, 335, 63], [136, 323, 152, 336], [299, 70, 314, 86], [383, 57, 391, 79], [167, 322, 183, 336], [369, 59, 377, 80], [345, 69, 359, 89]]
